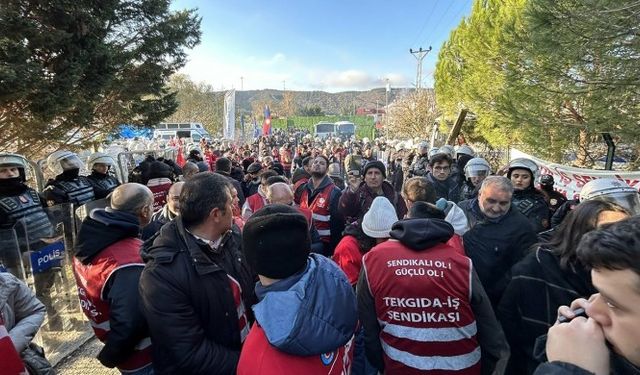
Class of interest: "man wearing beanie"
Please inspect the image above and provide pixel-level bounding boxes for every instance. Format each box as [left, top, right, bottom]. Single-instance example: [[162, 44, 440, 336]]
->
[[358, 215, 509, 374], [339, 160, 407, 225], [237, 204, 358, 375]]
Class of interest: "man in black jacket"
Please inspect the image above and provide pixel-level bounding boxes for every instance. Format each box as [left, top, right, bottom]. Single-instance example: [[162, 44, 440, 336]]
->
[[139, 173, 256, 375], [458, 176, 537, 307], [215, 157, 245, 207], [73, 183, 154, 372]]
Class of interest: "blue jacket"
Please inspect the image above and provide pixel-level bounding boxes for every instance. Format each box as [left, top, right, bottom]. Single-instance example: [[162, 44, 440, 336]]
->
[[252, 254, 357, 356]]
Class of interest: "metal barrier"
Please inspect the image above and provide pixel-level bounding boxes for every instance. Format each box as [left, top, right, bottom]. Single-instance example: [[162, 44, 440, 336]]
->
[[116, 148, 178, 183], [0, 203, 93, 365]]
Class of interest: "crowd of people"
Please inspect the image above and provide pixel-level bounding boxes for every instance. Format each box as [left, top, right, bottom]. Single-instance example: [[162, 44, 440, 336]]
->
[[1, 131, 640, 375]]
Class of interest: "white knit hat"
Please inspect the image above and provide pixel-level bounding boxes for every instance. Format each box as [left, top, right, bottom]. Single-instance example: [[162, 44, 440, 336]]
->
[[362, 197, 398, 238]]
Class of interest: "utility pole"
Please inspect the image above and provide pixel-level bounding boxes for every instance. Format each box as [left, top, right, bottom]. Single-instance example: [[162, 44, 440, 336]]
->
[[240, 76, 243, 90], [409, 46, 432, 89], [385, 78, 390, 110]]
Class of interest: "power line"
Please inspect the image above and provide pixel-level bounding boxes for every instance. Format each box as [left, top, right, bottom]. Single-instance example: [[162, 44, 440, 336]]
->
[[429, 0, 471, 45], [424, 0, 455, 45], [410, 0, 440, 47], [409, 47, 433, 89]]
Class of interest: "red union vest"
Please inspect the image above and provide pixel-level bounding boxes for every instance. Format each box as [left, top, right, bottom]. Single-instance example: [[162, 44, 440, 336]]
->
[[237, 324, 354, 375], [72, 237, 152, 372], [147, 178, 172, 213], [297, 207, 313, 230], [362, 240, 480, 375], [246, 193, 267, 216], [293, 177, 309, 205], [300, 183, 336, 243]]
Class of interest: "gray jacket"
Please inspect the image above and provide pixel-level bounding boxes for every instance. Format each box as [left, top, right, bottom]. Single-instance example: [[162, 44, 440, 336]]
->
[[0, 272, 46, 352]]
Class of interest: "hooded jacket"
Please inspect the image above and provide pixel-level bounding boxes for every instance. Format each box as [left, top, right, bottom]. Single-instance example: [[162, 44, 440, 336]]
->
[[0, 272, 45, 353], [138, 218, 256, 375], [441, 200, 470, 235], [358, 219, 510, 374], [73, 209, 151, 368], [237, 254, 357, 374]]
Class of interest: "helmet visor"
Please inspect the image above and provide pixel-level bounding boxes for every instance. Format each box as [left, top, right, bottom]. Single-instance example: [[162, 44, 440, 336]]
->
[[60, 155, 83, 172], [465, 167, 489, 179], [594, 192, 640, 216]]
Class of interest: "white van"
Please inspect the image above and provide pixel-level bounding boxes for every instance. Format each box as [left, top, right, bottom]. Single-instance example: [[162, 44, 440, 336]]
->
[[334, 121, 356, 139], [153, 122, 211, 141], [314, 122, 336, 139]]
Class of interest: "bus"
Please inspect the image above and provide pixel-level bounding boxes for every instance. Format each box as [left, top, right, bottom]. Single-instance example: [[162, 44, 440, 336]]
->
[[335, 121, 356, 139], [314, 122, 336, 139], [153, 122, 211, 142]]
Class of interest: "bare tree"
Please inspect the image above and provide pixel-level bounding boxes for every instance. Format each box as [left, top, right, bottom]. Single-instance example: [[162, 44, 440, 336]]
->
[[385, 90, 438, 139]]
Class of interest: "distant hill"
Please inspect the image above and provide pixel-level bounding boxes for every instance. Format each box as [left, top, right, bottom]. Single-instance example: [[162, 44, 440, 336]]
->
[[235, 87, 416, 115]]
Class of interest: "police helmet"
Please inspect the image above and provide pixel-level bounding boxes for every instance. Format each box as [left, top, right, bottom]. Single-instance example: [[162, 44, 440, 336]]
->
[[87, 152, 115, 171], [428, 147, 440, 158], [464, 158, 491, 179], [438, 145, 455, 158], [456, 145, 475, 158], [47, 150, 83, 175], [417, 141, 429, 151], [0, 153, 28, 181], [580, 178, 640, 215], [507, 158, 540, 182], [540, 174, 555, 187]]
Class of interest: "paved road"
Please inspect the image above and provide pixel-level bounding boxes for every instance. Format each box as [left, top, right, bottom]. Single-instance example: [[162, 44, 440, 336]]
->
[[54, 338, 118, 375]]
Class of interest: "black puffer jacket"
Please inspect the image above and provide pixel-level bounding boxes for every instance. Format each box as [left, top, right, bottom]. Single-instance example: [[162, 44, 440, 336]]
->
[[139, 218, 256, 375]]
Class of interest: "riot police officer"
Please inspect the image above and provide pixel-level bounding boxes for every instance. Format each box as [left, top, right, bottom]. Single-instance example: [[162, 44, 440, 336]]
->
[[0, 153, 52, 240], [539, 174, 567, 216], [507, 158, 550, 233], [43, 150, 95, 206], [86, 152, 120, 199], [407, 142, 431, 178], [460, 157, 491, 201], [0, 153, 60, 329]]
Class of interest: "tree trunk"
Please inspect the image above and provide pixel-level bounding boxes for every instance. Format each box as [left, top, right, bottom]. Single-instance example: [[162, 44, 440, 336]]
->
[[575, 128, 591, 168]]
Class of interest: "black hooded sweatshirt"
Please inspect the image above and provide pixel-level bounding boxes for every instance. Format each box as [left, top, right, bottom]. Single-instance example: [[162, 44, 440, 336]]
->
[[357, 219, 510, 374], [74, 209, 149, 369]]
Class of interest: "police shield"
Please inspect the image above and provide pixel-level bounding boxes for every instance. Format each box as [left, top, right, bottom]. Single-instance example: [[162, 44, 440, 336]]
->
[[23, 203, 93, 361], [0, 223, 29, 281], [74, 198, 110, 234]]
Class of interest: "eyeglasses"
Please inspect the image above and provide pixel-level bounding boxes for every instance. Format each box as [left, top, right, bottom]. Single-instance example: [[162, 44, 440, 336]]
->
[[433, 166, 451, 172]]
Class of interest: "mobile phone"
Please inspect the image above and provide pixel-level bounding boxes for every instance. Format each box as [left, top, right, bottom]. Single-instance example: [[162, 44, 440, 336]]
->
[[558, 307, 587, 323]]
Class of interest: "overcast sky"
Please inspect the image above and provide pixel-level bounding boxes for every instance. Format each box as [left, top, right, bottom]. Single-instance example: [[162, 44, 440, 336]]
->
[[171, 0, 473, 92]]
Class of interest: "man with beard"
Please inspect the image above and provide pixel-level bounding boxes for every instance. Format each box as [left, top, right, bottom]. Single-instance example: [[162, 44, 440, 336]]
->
[[299, 156, 344, 256]]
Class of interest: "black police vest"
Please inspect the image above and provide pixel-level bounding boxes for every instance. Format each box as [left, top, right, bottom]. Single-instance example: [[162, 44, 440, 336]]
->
[[55, 177, 95, 205], [0, 189, 53, 240], [88, 175, 119, 194]]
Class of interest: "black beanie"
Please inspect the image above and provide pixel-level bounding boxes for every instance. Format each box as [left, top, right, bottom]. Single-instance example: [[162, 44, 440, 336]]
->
[[363, 160, 386, 178], [242, 204, 310, 279]]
